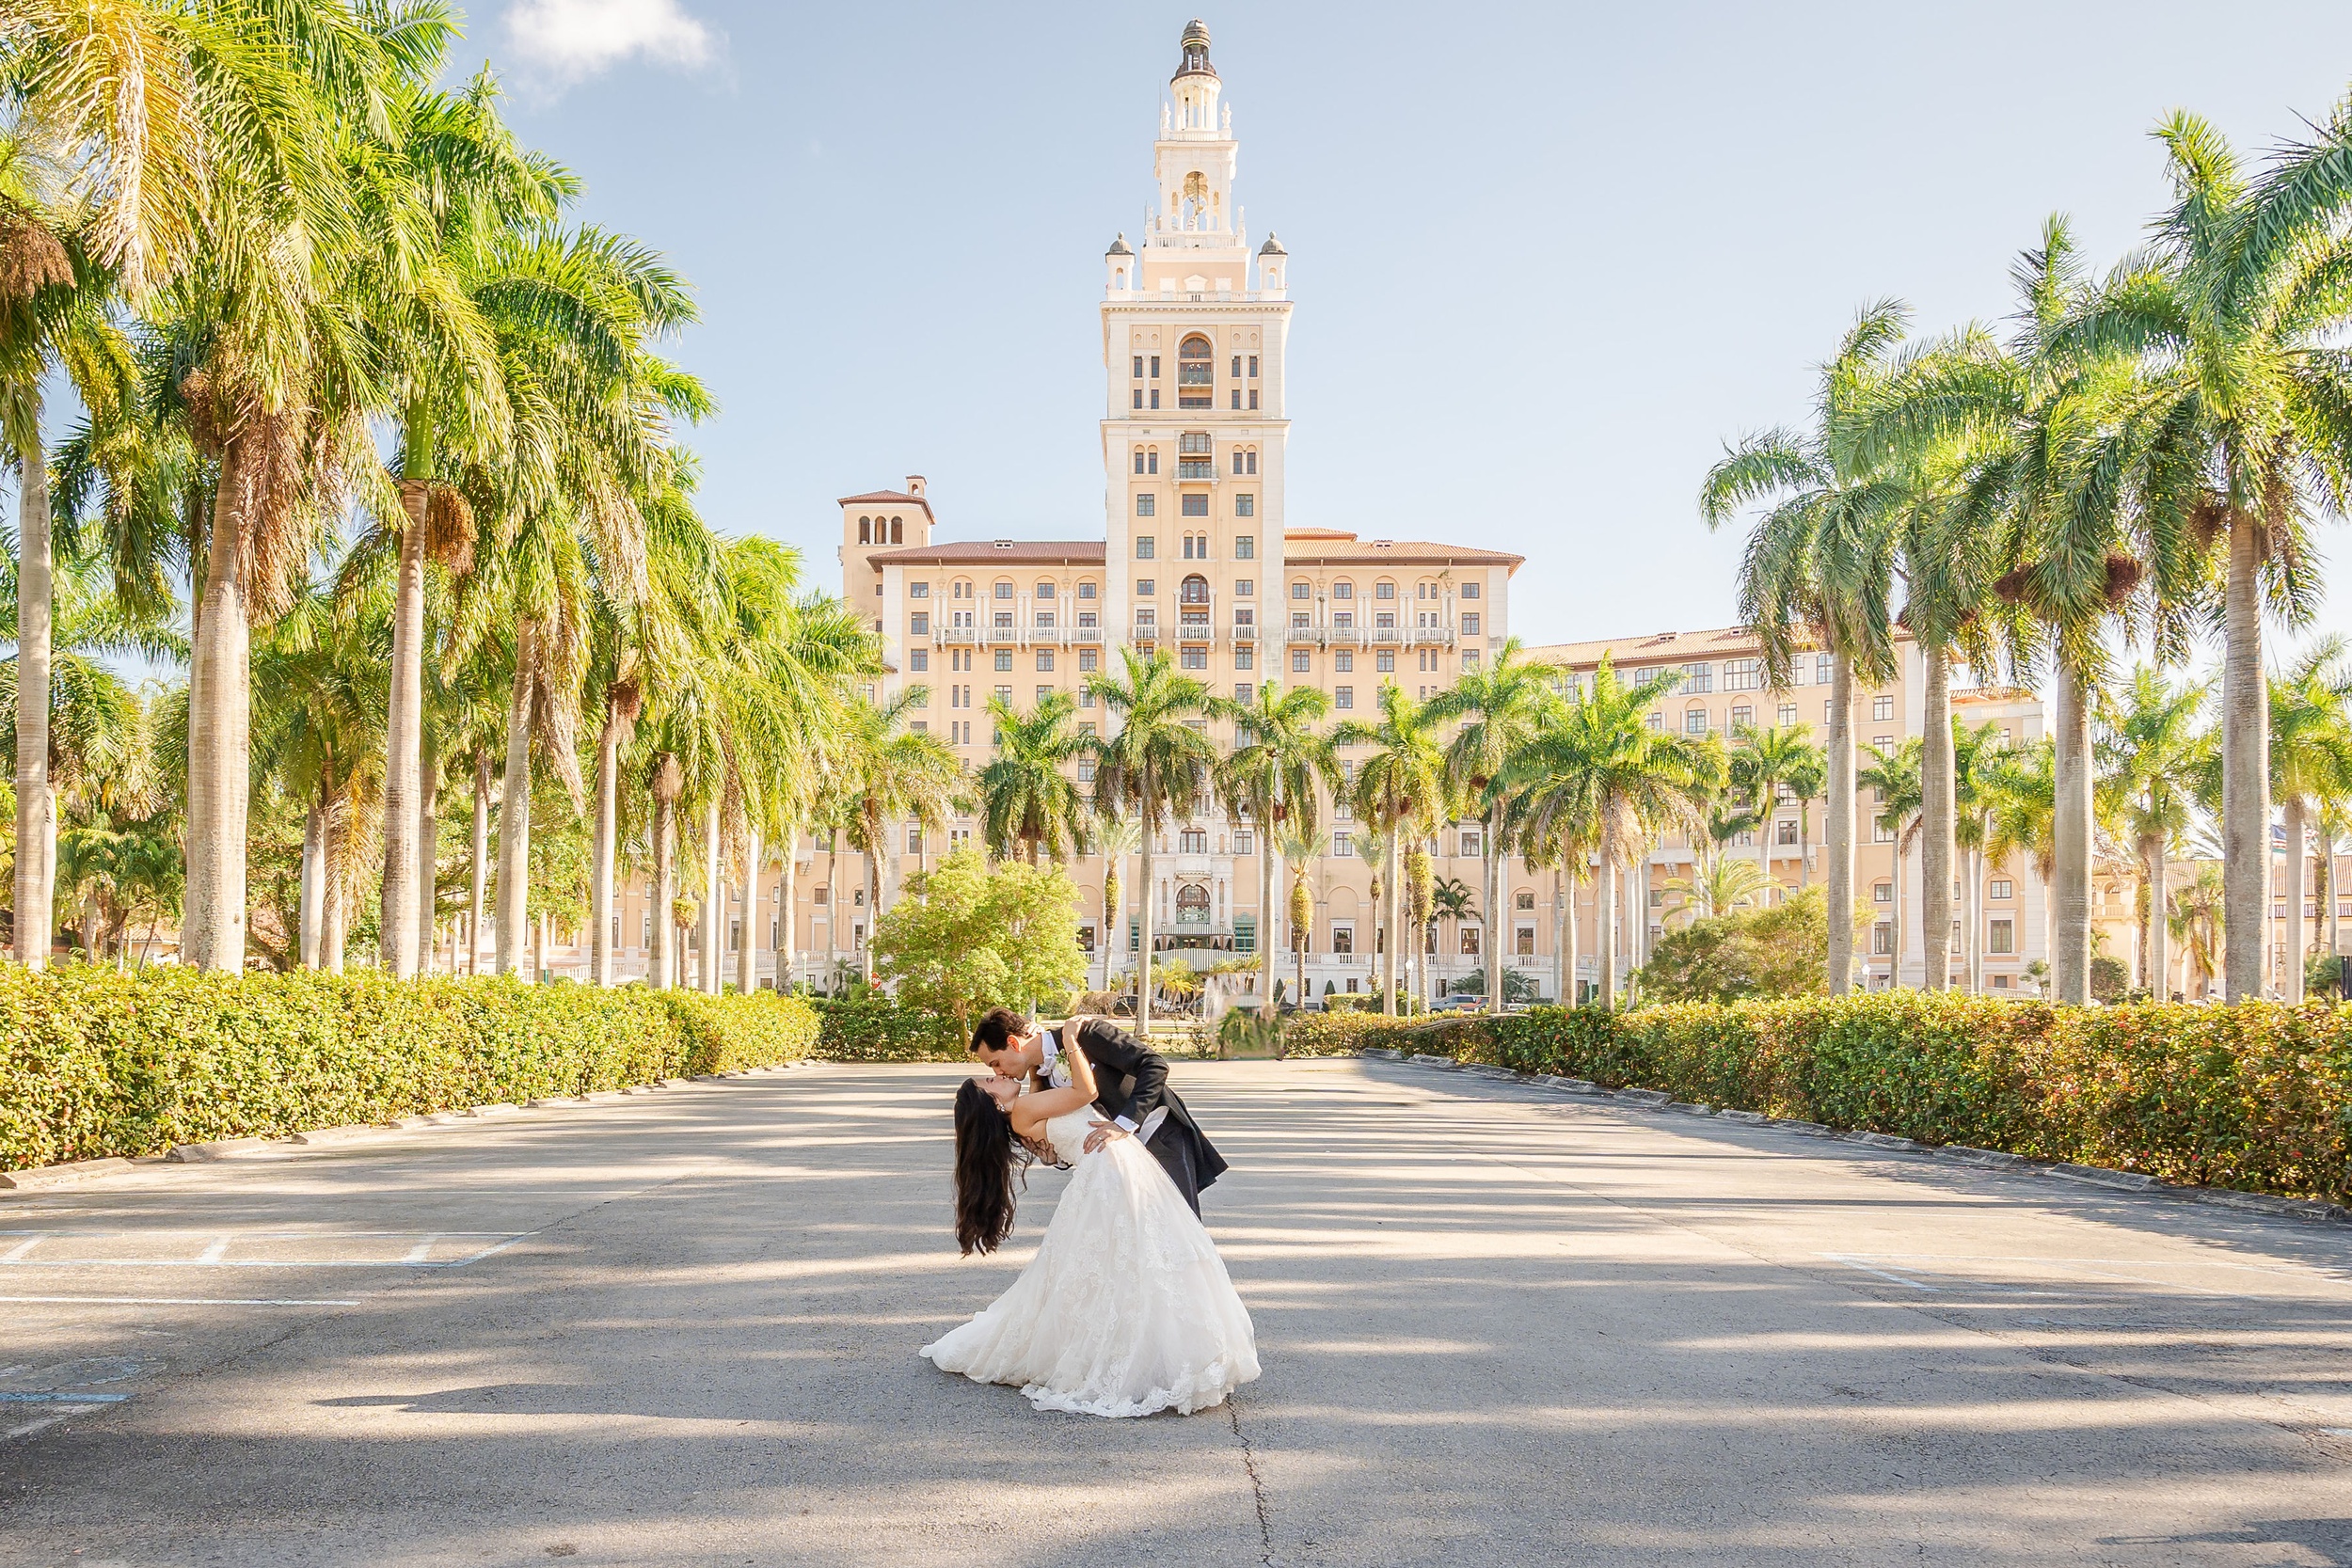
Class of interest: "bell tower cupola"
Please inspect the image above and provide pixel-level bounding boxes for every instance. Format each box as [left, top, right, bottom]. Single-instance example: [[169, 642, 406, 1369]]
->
[[1170, 19, 1222, 135]]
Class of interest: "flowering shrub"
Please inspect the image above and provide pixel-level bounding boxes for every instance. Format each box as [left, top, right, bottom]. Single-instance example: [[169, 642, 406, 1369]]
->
[[0, 968, 819, 1171]]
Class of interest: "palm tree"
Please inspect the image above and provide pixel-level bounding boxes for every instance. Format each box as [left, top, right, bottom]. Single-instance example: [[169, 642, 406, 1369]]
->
[[1701, 305, 1910, 996], [1857, 737, 1924, 985], [1090, 812, 1140, 995], [1213, 679, 1334, 1020], [836, 688, 961, 986], [978, 691, 1093, 864], [2095, 667, 2209, 999], [2048, 107, 2352, 998], [1425, 638, 1556, 1014], [1662, 857, 1771, 924], [1087, 648, 1214, 1036], [2266, 640, 2352, 1000], [1499, 656, 1722, 1006], [369, 72, 564, 980], [1981, 738, 2058, 985], [1730, 722, 1822, 892], [2169, 862, 2226, 1000], [0, 0, 219, 969], [1337, 683, 1449, 1018], [1951, 718, 2005, 992], [1274, 824, 1328, 1009]]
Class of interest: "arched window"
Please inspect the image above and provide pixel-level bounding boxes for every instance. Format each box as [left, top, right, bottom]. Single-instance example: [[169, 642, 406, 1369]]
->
[[1176, 883, 1211, 923], [890, 516, 903, 544], [1177, 335, 1214, 408], [1180, 574, 1212, 605], [1134, 447, 1146, 476], [858, 515, 871, 544]]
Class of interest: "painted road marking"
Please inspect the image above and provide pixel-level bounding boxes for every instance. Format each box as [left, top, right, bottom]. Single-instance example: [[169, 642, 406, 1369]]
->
[[0, 1231, 534, 1268], [0, 1295, 361, 1307], [0, 1235, 43, 1262], [1821, 1254, 1938, 1291]]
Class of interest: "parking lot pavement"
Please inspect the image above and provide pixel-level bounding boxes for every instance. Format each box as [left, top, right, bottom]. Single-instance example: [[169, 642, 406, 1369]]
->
[[3, 1058, 2350, 1567]]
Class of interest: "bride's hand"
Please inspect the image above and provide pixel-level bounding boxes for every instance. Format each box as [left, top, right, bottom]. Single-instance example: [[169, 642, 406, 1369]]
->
[[1082, 1119, 1127, 1154]]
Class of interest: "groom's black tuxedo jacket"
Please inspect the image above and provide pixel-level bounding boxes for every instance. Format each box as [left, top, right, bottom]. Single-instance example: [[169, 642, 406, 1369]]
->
[[1064, 1018, 1227, 1194]]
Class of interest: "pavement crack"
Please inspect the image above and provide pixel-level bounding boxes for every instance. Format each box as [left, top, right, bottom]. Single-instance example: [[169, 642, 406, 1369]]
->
[[1226, 1392, 1276, 1566]]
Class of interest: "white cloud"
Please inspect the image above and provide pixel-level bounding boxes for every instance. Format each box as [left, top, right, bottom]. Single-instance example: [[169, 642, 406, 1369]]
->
[[501, 0, 717, 88]]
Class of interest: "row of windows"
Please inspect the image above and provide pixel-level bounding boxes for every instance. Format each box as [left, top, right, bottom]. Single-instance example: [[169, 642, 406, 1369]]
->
[[1285, 578, 1479, 603], [1130, 344, 1263, 379], [1136, 494, 1253, 518], [855, 515, 906, 545], [1132, 444, 1260, 476]]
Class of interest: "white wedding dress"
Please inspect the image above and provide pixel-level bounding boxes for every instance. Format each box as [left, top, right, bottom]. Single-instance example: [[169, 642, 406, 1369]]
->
[[922, 1107, 1260, 1418]]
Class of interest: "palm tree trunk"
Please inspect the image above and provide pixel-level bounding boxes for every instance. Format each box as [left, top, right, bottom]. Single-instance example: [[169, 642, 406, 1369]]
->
[[494, 623, 536, 975], [2283, 796, 2307, 1003], [1890, 833, 1905, 990], [824, 828, 840, 984], [1966, 846, 1983, 994], [651, 786, 675, 990], [2328, 832, 2343, 968], [1825, 653, 1855, 995], [1136, 773, 1157, 1037], [704, 796, 724, 995], [1798, 800, 1812, 892], [1557, 865, 1575, 1006], [13, 426, 52, 971], [861, 822, 881, 990], [183, 441, 254, 973], [322, 782, 345, 974], [1920, 649, 1954, 990], [2221, 512, 2269, 1000], [2144, 832, 2169, 1001], [532, 910, 547, 983], [378, 483, 429, 979], [1292, 868, 1306, 1008], [1484, 805, 1503, 1011], [1383, 831, 1401, 1018], [1596, 824, 1620, 1009], [590, 705, 621, 987], [738, 828, 761, 994], [1258, 820, 1276, 1015], [467, 750, 491, 977], [298, 800, 326, 969], [415, 730, 439, 976], [2053, 665, 2092, 1005], [778, 825, 798, 991]]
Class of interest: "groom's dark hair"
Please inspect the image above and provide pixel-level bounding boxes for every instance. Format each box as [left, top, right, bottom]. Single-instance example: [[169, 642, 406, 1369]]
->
[[970, 1006, 1030, 1056]]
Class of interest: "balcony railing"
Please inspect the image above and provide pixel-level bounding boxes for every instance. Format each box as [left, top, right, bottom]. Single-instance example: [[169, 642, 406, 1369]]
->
[[1176, 618, 1214, 641], [936, 626, 977, 645], [1407, 624, 1456, 647], [1229, 620, 1260, 641], [1285, 625, 1323, 646], [1071, 624, 1104, 643], [1132, 623, 1162, 643]]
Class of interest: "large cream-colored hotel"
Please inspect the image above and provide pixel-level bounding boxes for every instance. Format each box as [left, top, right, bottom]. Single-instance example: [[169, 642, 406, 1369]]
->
[[593, 23, 2071, 999]]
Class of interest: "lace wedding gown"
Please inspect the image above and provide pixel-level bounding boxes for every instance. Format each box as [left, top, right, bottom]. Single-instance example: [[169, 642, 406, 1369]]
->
[[922, 1107, 1260, 1418]]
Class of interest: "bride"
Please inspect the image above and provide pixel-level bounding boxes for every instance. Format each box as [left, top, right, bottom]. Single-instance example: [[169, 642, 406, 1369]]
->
[[921, 1037, 1260, 1418]]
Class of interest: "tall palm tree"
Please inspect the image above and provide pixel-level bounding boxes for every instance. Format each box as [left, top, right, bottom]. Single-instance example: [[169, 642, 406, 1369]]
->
[[1951, 718, 2005, 992], [2052, 105, 2352, 998], [1337, 683, 1448, 1018], [1087, 648, 1213, 1036], [2095, 667, 2209, 999], [1213, 679, 1334, 1020], [1857, 736, 1924, 985], [1499, 656, 1721, 1006], [2265, 640, 2352, 1000], [836, 688, 961, 987], [1274, 823, 1327, 1009], [1091, 812, 1140, 995], [1981, 738, 2058, 984], [1425, 638, 1556, 1013], [978, 691, 1093, 864], [1701, 304, 1909, 995], [2169, 862, 2226, 1000], [1730, 722, 1822, 892], [369, 71, 564, 979]]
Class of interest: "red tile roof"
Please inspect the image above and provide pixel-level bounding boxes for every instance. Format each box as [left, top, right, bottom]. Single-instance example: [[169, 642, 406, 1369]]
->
[[838, 489, 935, 518], [866, 539, 1107, 568]]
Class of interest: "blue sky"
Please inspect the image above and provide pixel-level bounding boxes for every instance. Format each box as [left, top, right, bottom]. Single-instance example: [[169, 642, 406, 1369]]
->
[[485, 0, 2352, 651]]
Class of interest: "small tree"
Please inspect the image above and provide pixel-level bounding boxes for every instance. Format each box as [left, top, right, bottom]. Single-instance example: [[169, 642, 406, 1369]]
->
[[873, 847, 1087, 1032], [1637, 886, 1834, 1005]]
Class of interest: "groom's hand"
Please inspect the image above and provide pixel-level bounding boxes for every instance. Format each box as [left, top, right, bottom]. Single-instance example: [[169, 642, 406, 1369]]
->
[[1082, 1119, 1128, 1153]]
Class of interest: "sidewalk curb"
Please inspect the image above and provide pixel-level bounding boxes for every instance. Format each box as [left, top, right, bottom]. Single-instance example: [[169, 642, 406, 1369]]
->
[[1371, 1052, 2352, 1227], [0, 1157, 135, 1191]]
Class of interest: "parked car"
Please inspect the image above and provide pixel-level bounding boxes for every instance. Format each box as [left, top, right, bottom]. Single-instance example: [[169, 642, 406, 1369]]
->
[[1431, 993, 1487, 1013]]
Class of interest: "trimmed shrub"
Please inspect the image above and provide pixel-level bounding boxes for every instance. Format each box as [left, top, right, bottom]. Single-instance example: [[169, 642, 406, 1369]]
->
[[0, 968, 819, 1172], [1447, 994, 2352, 1204], [811, 990, 968, 1062], [1279, 1009, 1491, 1060]]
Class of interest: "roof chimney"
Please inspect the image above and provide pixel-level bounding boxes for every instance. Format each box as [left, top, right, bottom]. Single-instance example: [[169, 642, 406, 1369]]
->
[[905, 474, 926, 497]]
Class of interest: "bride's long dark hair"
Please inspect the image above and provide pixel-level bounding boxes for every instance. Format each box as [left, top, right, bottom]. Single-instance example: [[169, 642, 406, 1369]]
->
[[952, 1078, 1032, 1255]]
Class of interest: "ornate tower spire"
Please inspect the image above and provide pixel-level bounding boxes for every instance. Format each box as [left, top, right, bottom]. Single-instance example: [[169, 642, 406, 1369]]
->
[[1168, 20, 1223, 137]]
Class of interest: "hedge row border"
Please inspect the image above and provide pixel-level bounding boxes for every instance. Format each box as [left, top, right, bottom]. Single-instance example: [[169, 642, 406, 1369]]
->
[[1360, 1047, 2352, 1227], [0, 1060, 829, 1192]]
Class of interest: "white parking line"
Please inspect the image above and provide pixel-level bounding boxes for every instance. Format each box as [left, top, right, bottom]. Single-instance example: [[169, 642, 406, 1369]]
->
[[401, 1234, 442, 1265], [0, 1295, 360, 1307], [196, 1238, 230, 1263], [1821, 1254, 1938, 1291], [0, 1235, 42, 1262]]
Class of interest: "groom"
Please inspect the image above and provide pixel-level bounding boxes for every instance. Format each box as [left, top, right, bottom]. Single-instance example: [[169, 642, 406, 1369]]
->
[[969, 1007, 1227, 1216]]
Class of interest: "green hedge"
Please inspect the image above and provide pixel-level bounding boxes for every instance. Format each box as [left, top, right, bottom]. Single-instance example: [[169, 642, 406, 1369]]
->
[[1432, 994, 2352, 1204], [810, 991, 969, 1062], [1279, 1009, 1491, 1060], [0, 968, 820, 1172]]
